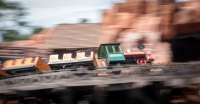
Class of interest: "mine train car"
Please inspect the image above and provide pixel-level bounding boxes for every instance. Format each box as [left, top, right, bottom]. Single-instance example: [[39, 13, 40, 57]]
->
[[0, 43, 154, 76], [0, 57, 51, 76]]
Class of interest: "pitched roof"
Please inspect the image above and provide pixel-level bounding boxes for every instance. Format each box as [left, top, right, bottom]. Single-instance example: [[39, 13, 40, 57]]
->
[[43, 23, 101, 49]]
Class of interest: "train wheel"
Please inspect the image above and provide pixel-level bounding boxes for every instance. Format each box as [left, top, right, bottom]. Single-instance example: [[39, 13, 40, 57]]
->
[[137, 58, 146, 65]]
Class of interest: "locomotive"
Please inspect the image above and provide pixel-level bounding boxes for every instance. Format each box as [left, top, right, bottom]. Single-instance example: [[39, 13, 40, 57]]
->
[[98, 43, 154, 66], [0, 43, 154, 76]]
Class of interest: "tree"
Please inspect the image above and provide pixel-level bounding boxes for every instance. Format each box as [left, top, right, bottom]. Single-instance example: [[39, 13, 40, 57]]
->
[[0, 0, 28, 41], [31, 27, 44, 34], [79, 18, 89, 23], [2, 29, 29, 41]]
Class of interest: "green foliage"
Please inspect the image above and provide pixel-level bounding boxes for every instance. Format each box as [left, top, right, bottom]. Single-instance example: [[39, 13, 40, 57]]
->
[[3, 35, 30, 42], [0, 0, 30, 42], [0, 0, 26, 20], [31, 27, 44, 34], [2, 30, 18, 41], [17, 35, 29, 40], [0, 0, 20, 9], [18, 21, 27, 26], [0, 0, 44, 42], [79, 18, 89, 23], [2, 29, 29, 41]]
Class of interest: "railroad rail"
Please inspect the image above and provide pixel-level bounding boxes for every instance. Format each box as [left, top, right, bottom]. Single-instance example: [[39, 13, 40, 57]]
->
[[0, 62, 200, 94]]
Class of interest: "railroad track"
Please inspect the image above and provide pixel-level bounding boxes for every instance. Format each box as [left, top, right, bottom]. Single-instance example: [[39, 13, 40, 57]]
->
[[0, 62, 200, 93]]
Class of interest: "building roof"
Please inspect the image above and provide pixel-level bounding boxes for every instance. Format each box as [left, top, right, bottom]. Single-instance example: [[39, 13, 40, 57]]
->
[[43, 23, 101, 49]]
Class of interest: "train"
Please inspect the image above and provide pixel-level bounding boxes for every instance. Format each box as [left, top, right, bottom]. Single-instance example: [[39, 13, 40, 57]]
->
[[0, 43, 154, 76]]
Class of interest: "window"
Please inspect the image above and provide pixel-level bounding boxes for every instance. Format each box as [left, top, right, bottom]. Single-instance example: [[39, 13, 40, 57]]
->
[[106, 46, 113, 53], [105, 45, 122, 53], [114, 45, 120, 52]]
